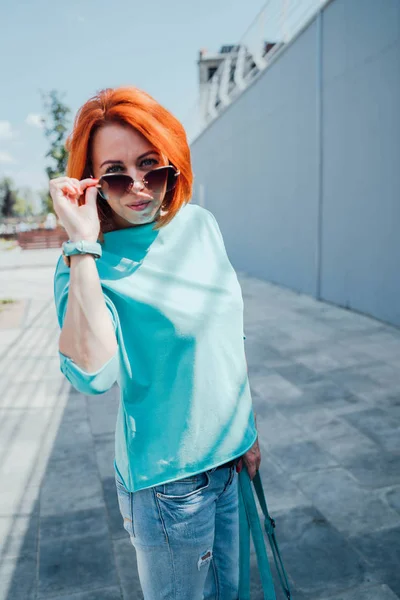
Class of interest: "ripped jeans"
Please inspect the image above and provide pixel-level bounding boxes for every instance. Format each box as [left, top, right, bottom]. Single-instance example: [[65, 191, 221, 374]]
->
[[115, 462, 239, 600]]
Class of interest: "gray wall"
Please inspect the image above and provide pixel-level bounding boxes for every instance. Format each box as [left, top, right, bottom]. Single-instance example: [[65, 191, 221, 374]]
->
[[191, 0, 400, 328]]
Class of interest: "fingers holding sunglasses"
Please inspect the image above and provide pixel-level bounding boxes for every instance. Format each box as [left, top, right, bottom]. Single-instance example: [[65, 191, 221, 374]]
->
[[74, 178, 100, 206], [72, 178, 100, 204], [49, 176, 101, 243], [50, 177, 98, 206], [49, 178, 78, 206], [84, 182, 101, 207]]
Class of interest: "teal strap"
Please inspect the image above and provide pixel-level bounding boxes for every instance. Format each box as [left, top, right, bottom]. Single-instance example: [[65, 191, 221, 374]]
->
[[62, 240, 102, 258], [238, 469, 292, 600], [253, 473, 292, 599], [238, 482, 251, 600], [238, 469, 276, 600]]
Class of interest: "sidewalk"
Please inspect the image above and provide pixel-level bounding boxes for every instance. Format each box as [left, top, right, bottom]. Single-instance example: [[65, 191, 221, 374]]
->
[[0, 249, 62, 358], [0, 249, 399, 599]]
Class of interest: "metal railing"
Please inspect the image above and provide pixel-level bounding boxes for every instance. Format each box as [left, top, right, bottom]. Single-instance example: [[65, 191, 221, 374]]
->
[[185, 0, 330, 142]]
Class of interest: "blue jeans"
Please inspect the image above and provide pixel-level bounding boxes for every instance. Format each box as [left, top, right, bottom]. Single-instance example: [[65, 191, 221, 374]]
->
[[115, 463, 239, 599]]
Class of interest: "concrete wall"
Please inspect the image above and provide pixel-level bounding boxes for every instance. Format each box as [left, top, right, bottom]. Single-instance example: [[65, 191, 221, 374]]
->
[[190, 0, 400, 328]]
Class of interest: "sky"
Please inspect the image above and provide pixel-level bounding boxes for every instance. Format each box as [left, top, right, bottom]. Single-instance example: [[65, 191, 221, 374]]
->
[[0, 0, 269, 201]]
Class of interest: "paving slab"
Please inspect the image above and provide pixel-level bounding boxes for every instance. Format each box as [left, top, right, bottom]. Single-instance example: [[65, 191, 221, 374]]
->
[[0, 554, 37, 600], [37, 533, 119, 599], [44, 588, 123, 600], [292, 467, 400, 536], [341, 450, 400, 488], [343, 407, 400, 452], [40, 507, 110, 541], [268, 439, 339, 473], [350, 527, 400, 598], [386, 486, 400, 515], [271, 505, 376, 597], [0, 510, 39, 560], [320, 585, 399, 600]]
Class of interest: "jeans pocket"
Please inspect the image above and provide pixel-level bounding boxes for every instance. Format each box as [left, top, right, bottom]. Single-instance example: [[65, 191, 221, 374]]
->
[[154, 470, 211, 500], [115, 474, 135, 537]]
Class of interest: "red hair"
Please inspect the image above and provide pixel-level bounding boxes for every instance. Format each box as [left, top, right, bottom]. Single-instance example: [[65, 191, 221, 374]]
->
[[65, 86, 193, 235]]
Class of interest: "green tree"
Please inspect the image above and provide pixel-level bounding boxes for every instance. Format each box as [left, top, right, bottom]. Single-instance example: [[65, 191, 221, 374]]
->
[[0, 177, 17, 217], [38, 188, 51, 216], [41, 89, 71, 214], [14, 187, 35, 217]]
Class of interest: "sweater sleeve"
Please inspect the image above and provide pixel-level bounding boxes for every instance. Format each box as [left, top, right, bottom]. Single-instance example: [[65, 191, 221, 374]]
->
[[53, 256, 120, 395]]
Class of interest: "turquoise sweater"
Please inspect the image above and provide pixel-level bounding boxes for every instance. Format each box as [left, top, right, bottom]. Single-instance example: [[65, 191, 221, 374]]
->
[[54, 203, 257, 492]]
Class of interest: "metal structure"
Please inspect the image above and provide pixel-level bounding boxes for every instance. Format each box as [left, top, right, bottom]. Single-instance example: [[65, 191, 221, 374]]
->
[[190, 0, 330, 141]]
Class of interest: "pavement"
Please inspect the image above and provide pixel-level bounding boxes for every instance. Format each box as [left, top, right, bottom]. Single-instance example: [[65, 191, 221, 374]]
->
[[0, 248, 61, 358], [0, 248, 399, 600]]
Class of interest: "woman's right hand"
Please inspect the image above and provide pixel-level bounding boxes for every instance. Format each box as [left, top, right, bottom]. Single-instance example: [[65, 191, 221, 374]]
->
[[49, 176, 101, 243]]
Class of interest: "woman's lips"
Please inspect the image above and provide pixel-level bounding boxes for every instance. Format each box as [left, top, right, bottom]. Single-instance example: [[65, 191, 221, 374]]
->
[[127, 201, 150, 211]]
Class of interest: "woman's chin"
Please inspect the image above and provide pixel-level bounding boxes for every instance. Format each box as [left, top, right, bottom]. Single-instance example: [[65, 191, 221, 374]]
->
[[117, 204, 159, 227]]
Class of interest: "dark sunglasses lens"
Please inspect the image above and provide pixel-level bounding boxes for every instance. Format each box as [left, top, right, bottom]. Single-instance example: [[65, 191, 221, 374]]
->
[[145, 167, 178, 193], [100, 175, 131, 199]]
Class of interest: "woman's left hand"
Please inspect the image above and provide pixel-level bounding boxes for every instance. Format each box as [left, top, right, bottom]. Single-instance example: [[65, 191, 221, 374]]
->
[[236, 435, 261, 480]]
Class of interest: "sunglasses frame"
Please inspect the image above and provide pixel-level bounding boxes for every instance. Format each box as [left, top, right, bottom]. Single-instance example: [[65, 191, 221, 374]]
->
[[96, 165, 180, 200]]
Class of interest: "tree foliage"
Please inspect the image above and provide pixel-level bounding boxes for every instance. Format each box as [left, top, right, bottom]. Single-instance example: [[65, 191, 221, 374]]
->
[[41, 90, 71, 213], [0, 177, 17, 217], [14, 187, 35, 217], [0, 179, 38, 218]]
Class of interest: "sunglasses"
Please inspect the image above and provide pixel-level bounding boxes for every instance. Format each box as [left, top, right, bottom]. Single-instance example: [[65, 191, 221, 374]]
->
[[96, 165, 180, 201]]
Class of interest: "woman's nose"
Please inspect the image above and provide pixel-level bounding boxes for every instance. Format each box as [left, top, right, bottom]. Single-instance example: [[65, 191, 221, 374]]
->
[[126, 170, 145, 192], [132, 179, 145, 192]]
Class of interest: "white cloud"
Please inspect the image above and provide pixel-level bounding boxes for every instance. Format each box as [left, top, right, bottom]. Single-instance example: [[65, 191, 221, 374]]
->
[[26, 113, 44, 128], [0, 121, 14, 140], [0, 151, 16, 164]]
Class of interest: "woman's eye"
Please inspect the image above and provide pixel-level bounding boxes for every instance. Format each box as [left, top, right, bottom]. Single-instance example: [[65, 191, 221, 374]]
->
[[140, 158, 159, 168], [105, 164, 124, 174]]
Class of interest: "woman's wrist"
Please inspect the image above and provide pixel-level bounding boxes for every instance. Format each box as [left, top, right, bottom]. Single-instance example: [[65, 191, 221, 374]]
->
[[63, 253, 97, 269], [68, 235, 99, 243], [69, 253, 97, 263]]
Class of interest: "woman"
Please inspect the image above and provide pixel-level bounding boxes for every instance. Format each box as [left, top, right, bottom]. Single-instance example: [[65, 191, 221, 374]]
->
[[51, 86, 261, 600]]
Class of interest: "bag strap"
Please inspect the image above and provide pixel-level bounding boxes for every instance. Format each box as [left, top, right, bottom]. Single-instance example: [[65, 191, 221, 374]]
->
[[238, 469, 292, 600], [239, 469, 277, 600], [238, 483, 251, 600], [253, 472, 292, 599]]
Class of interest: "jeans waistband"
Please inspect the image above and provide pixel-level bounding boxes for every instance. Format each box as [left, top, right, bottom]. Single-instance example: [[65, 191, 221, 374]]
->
[[215, 457, 240, 470]]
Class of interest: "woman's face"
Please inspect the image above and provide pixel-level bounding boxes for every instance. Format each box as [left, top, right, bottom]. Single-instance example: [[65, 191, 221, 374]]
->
[[91, 122, 168, 229]]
